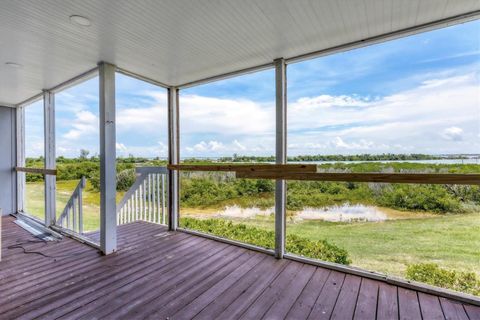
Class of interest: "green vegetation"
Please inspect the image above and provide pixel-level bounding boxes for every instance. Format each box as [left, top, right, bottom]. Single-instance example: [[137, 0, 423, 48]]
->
[[180, 172, 480, 214], [181, 217, 351, 265], [219, 153, 445, 162], [406, 263, 480, 296]]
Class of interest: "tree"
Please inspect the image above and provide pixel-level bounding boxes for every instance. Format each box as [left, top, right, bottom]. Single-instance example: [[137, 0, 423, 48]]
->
[[79, 149, 90, 160]]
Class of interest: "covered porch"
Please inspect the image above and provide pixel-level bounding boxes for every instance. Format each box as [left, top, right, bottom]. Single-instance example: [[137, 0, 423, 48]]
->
[[1, 1, 480, 318]]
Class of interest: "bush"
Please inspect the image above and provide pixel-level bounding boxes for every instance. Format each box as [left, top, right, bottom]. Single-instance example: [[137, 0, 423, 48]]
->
[[406, 263, 480, 296], [377, 185, 461, 213], [117, 169, 136, 191], [180, 217, 351, 265]]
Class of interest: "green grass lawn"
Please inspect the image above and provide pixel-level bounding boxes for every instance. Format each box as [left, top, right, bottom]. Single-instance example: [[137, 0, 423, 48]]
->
[[287, 214, 480, 277], [26, 180, 125, 232]]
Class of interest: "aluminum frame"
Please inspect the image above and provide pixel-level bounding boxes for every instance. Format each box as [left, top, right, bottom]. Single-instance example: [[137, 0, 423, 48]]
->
[[168, 87, 180, 231], [116, 67, 170, 89], [15, 106, 25, 213], [177, 227, 275, 256], [98, 62, 117, 255], [43, 91, 56, 226], [274, 58, 287, 259]]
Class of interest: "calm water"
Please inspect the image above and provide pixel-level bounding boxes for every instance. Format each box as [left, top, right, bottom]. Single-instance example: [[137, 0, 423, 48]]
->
[[291, 159, 480, 165]]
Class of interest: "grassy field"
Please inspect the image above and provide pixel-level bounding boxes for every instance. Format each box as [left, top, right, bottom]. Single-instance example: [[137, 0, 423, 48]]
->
[[227, 213, 480, 277], [25, 180, 125, 232]]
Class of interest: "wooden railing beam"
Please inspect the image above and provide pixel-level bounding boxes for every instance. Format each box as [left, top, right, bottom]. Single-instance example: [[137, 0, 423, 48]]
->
[[15, 167, 57, 175], [236, 171, 480, 185]]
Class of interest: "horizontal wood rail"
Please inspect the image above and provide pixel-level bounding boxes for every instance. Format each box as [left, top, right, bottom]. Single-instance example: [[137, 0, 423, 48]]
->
[[167, 164, 317, 172], [15, 167, 57, 175], [236, 171, 480, 185]]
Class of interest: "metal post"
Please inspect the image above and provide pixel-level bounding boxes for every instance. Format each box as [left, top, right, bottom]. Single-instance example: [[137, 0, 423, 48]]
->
[[43, 91, 56, 226], [99, 62, 117, 254], [16, 106, 25, 213], [274, 58, 287, 259], [168, 87, 179, 231]]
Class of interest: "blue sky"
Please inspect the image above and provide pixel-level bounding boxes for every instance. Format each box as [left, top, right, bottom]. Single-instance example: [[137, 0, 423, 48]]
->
[[25, 20, 480, 158]]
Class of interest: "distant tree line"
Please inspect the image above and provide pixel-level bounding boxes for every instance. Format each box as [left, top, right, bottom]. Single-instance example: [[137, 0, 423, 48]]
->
[[218, 153, 443, 162]]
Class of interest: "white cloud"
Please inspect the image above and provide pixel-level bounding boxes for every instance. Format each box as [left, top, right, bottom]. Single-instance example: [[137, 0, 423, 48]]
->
[[186, 140, 225, 153], [287, 71, 480, 155], [442, 127, 464, 141], [116, 143, 128, 151], [63, 110, 98, 140], [233, 140, 247, 151]]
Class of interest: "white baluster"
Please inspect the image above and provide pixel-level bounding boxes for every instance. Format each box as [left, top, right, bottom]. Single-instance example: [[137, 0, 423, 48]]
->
[[161, 174, 166, 225]]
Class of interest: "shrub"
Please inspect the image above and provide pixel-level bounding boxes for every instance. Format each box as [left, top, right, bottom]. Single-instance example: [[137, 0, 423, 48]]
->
[[116, 169, 136, 191], [377, 184, 461, 213], [180, 217, 351, 265], [406, 263, 480, 296]]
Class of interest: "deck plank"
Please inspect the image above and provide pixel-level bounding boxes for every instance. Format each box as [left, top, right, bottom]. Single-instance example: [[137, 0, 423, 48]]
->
[[398, 287, 422, 320], [62, 241, 234, 319], [238, 261, 304, 319], [262, 264, 317, 320], [0, 216, 478, 320], [377, 282, 399, 320], [330, 274, 362, 320], [307, 270, 346, 320], [440, 298, 469, 320], [139, 250, 256, 319], [211, 259, 290, 320], [354, 278, 379, 319], [464, 304, 480, 320], [418, 293, 445, 320], [107, 246, 249, 319], [285, 268, 331, 320]]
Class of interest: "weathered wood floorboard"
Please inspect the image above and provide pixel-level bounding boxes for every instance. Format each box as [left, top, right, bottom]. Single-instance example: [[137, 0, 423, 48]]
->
[[0, 216, 478, 319]]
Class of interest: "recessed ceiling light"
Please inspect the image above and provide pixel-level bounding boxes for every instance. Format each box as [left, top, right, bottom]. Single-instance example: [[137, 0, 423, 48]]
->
[[70, 15, 91, 27], [5, 62, 22, 68]]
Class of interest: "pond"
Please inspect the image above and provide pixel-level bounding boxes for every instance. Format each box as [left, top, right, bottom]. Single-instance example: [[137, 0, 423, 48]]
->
[[211, 203, 388, 222], [296, 204, 387, 222]]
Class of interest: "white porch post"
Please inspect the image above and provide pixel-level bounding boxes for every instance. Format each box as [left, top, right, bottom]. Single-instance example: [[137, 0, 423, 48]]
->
[[168, 87, 179, 231], [16, 106, 25, 213], [99, 62, 117, 254], [274, 58, 287, 259], [43, 90, 56, 226]]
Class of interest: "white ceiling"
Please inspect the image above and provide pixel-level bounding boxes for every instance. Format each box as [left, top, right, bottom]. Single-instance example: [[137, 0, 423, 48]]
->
[[0, 0, 479, 105]]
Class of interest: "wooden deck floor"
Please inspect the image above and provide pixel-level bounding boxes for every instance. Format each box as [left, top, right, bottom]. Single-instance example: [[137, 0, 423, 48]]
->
[[1, 216, 479, 320]]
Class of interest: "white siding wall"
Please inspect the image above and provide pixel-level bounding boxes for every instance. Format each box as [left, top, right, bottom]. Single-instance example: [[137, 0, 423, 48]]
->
[[0, 106, 16, 215]]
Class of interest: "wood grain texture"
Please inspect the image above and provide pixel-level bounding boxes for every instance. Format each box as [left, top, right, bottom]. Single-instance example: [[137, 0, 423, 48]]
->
[[15, 166, 57, 175], [377, 282, 399, 320], [1, 216, 479, 319], [236, 171, 480, 185]]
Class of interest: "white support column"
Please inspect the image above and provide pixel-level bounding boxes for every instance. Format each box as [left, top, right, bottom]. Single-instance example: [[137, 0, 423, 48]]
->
[[16, 106, 25, 213], [274, 58, 287, 259], [168, 87, 179, 231], [99, 62, 117, 254], [43, 91, 56, 226]]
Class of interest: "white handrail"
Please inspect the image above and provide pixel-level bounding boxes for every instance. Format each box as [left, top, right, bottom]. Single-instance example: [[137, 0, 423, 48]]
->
[[57, 177, 86, 233], [117, 167, 168, 226]]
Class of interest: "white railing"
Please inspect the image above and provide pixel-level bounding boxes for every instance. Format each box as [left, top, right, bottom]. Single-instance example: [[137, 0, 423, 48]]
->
[[117, 167, 168, 225], [57, 176, 86, 233]]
